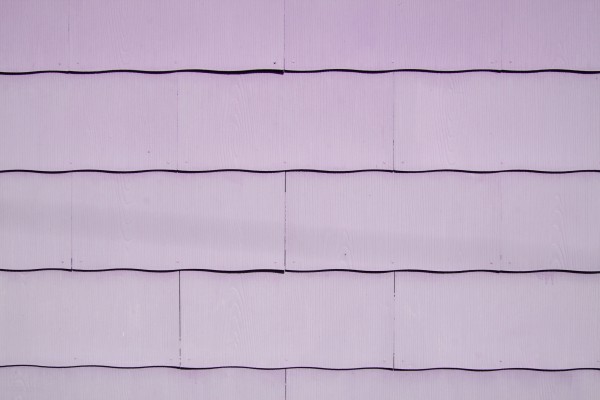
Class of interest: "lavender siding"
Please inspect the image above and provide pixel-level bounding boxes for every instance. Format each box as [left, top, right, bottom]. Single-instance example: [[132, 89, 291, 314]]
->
[[394, 273, 600, 369], [394, 73, 600, 171], [178, 72, 394, 170], [0, 173, 71, 270], [1, 1, 598, 71], [72, 172, 284, 271], [1, 0, 599, 398], [0, 0, 282, 71], [286, 0, 600, 70], [2, 73, 598, 171], [3, 172, 599, 272], [287, 369, 600, 400], [287, 172, 600, 271], [0, 271, 178, 366], [180, 272, 394, 368], [0, 367, 285, 400]]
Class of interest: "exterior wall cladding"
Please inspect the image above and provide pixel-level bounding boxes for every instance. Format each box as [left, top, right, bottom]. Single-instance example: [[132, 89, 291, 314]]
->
[[1, 0, 599, 398]]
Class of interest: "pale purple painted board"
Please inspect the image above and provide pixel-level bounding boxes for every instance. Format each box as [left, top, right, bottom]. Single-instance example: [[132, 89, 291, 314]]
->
[[281, 73, 394, 169], [286, 0, 600, 70], [287, 172, 600, 271], [286, 172, 501, 271], [68, 75, 178, 170], [503, 0, 600, 70], [0, 173, 70, 270], [394, 73, 600, 170], [286, 0, 502, 70], [0, 74, 178, 170], [72, 172, 284, 270], [5, 72, 597, 171], [0, 0, 69, 71], [499, 173, 600, 271], [0, 367, 285, 400], [180, 271, 394, 368], [177, 73, 284, 170], [2, 73, 391, 170], [285, 0, 396, 70], [179, 72, 393, 170], [69, 0, 283, 71], [0, 75, 73, 170], [0, 271, 178, 366], [287, 369, 600, 400], [394, 272, 600, 369]]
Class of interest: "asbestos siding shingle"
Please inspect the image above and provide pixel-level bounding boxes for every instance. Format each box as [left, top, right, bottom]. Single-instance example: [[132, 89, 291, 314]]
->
[[3, 73, 599, 171], [0, 271, 179, 366], [180, 271, 394, 368], [287, 369, 600, 400], [394, 73, 600, 171], [0, 173, 71, 270], [394, 272, 600, 369], [178, 72, 394, 170], [0, 0, 283, 71], [0, 0, 69, 71], [286, 0, 600, 70], [0, 367, 285, 400], [287, 172, 600, 272], [1, 0, 599, 71], [71, 172, 284, 271], [0, 74, 178, 171]]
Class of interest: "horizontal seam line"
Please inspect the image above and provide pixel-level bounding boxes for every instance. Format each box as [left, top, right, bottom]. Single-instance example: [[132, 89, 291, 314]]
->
[[2, 169, 600, 175], [0, 365, 599, 372], [1, 68, 600, 75], [1, 269, 598, 274]]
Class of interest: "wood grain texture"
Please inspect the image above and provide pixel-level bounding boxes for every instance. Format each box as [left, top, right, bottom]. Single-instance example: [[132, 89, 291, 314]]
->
[[286, 0, 600, 70], [0, 74, 178, 170], [0, 75, 73, 170], [499, 173, 600, 271], [286, 172, 501, 271], [3, 72, 597, 171], [69, 0, 283, 71], [2, 73, 391, 170], [502, 0, 600, 70], [286, 0, 502, 70], [0, 173, 71, 270], [180, 272, 394, 368], [0, 271, 179, 366], [177, 73, 284, 170], [162, 72, 394, 170], [394, 73, 600, 171], [0, 0, 69, 72], [2, 0, 599, 71], [287, 172, 600, 271], [287, 369, 600, 400], [394, 272, 600, 369], [71, 172, 284, 270], [0, 0, 283, 71], [281, 73, 393, 169], [0, 367, 284, 400]]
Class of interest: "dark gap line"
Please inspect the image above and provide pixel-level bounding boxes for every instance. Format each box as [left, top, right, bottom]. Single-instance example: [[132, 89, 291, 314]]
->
[[285, 269, 600, 274], [1, 365, 599, 372], [0, 268, 284, 274], [0, 69, 284, 76], [284, 369, 287, 400], [2, 68, 600, 76], [2, 168, 600, 175], [1, 268, 599, 274]]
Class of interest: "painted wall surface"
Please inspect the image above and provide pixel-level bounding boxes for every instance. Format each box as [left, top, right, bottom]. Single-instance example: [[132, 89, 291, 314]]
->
[[1, 1, 599, 399]]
